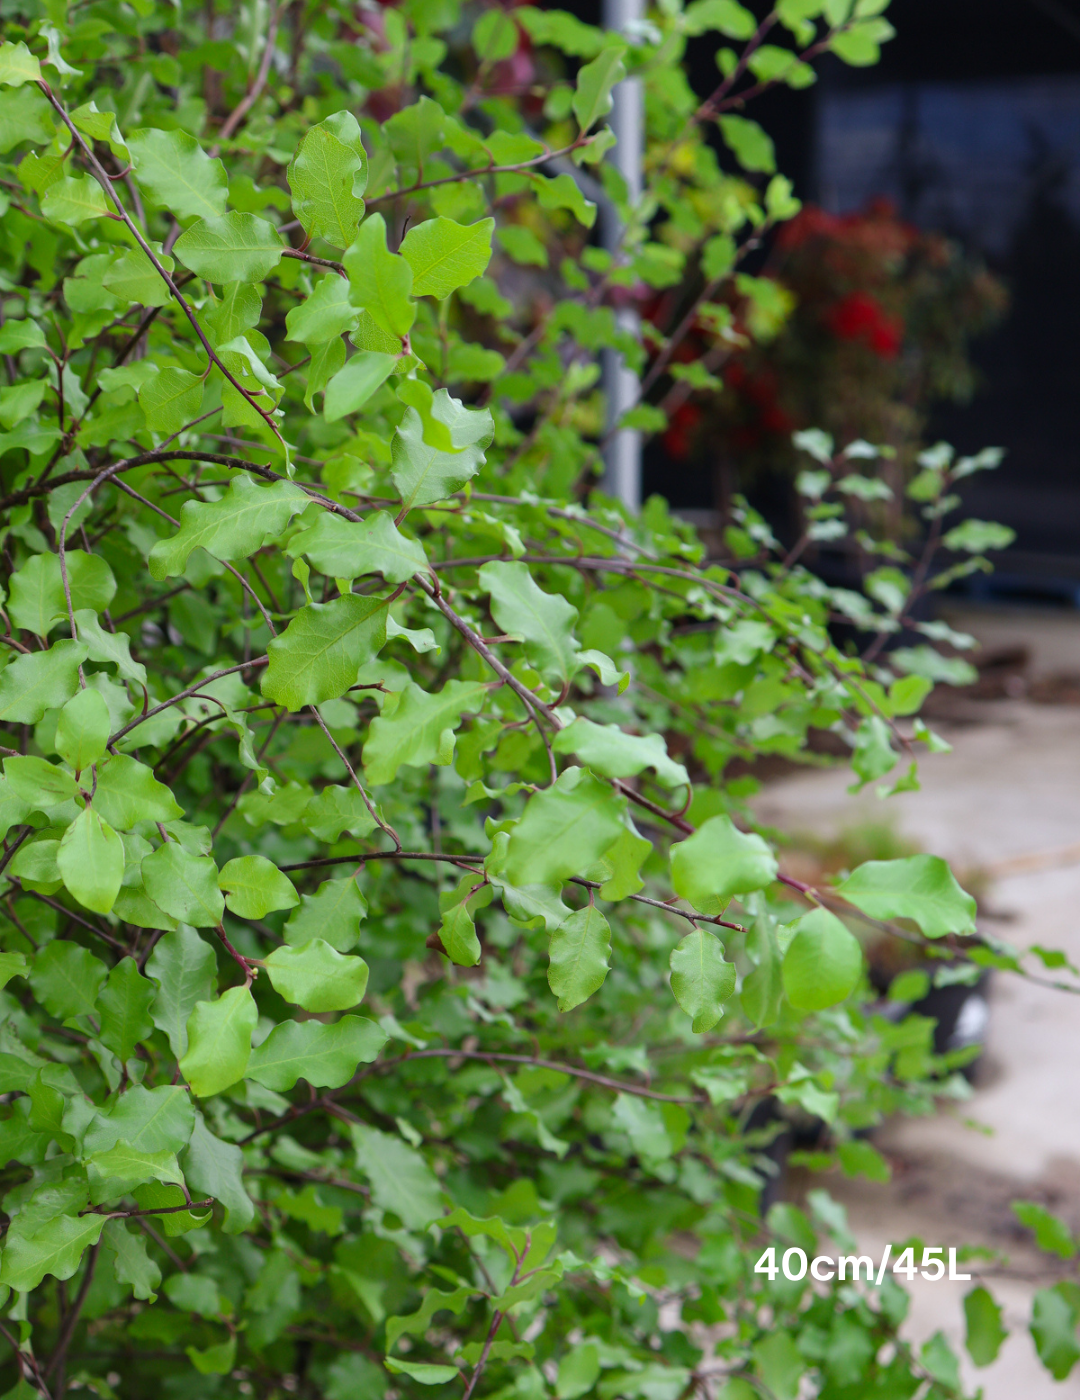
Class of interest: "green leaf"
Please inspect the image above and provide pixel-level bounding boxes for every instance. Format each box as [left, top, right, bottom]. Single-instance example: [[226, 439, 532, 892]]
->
[[93, 755, 184, 830], [669, 927, 736, 1032], [288, 110, 368, 248], [400, 217, 494, 299], [497, 224, 548, 267], [683, 0, 757, 37], [573, 45, 626, 133], [0, 319, 46, 353], [285, 274, 359, 346], [830, 15, 894, 65], [850, 714, 898, 787], [670, 815, 778, 916], [284, 875, 367, 952], [436, 874, 491, 967], [141, 842, 225, 928], [323, 351, 398, 422], [145, 926, 218, 1058], [835, 854, 976, 938], [55, 686, 111, 770], [104, 1218, 161, 1301], [262, 593, 390, 710], [86, 1140, 183, 1204], [149, 473, 308, 579], [83, 1083, 195, 1156], [548, 903, 610, 1011], [503, 768, 626, 886], [218, 855, 299, 919], [127, 127, 228, 222], [30, 939, 108, 1020], [41, 174, 111, 225], [533, 171, 597, 228], [741, 920, 783, 1028], [0, 1211, 106, 1292], [174, 212, 285, 284], [263, 938, 369, 1011], [552, 718, 688, 788], [390, 402, 492, 511], [97, 957, 155, 1062], [437, 897, 481, 967], [596, 821, 651, 900], [479, 560, 579, 686], [0, 950, 28, 992], [351, 1122, 443, 1229], [964, 1286, 1007, 1368], [1014, 1201, 1077, 1259], [343, 212, 415, 338], [942, 519, 1015, 554], [4, 755, 78, 807], [0, 640, 87, 723], [57, 808, 124, 914], [165, 1272, 225, 1317], [384, 1360, 460, 1385], [781, 907, 862, 1011], [138, 367, 204, 435], [179, 985, 257, 1097], [302, 784, 376, 842], [74, 609, 147, 685], [247, 1014, 387, 1091], [388, 1285, 474, 1354], [187, 1338, 237, 1376], [9, 550, 116, 636], [1031, 1284, 1080, 1381], [719, 114, 776, 172], [181, 1110, 256, 1232], [0, 40, 43, 86], [289, 509, 428, 584], [363, 679, 489, 785], [753, 1331, 803, 1400], [102, 245, 175, 307]]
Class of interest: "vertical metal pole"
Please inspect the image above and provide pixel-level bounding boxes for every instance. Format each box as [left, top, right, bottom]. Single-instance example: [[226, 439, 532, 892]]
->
[[600, 0, 643, 512]]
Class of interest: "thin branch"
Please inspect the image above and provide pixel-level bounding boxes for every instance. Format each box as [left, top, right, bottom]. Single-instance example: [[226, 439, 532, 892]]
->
[[38, 83, 286, 444], [365, 138, 593, 209], [213, 1, 285, 147], [108, 657, 269, 746], [44, 1239, 101, 1384]]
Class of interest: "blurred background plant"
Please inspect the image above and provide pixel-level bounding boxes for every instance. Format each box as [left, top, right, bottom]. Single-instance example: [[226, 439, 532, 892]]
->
[[649, 199, 1007, 534]]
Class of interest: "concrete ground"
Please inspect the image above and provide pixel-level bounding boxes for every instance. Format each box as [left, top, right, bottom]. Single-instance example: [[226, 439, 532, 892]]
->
[[754, 696, 1080, 1397]]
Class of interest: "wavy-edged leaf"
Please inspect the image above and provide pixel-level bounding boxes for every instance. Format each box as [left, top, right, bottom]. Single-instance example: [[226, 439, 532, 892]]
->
[[669, 927, 736, 1032], [179, 985, 257, 1097], [127, 127, 227, 222], [479, 560, 579, 686], [400, 216, 494, 299], [174, 212, 285, 284], [263, 938, 369, 1011], [149, 474, 308, 579], [548, 903, 611, 1011], [288, 110, 368, 248], [247, 1014, 387, 1091], [363, 679, 489, 785], [262, 593, 389, 710]]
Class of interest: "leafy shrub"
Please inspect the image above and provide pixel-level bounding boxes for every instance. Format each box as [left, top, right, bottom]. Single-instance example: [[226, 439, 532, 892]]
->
[[0, 5, 1070, 1400]]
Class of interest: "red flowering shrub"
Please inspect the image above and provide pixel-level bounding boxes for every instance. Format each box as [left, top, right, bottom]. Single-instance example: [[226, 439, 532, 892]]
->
[[654, 200, 1006, 508]]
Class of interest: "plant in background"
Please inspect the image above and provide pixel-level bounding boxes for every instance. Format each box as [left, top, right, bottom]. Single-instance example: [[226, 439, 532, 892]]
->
[[657, 200, 1007, 521], [0, 5, 1071, 1400]]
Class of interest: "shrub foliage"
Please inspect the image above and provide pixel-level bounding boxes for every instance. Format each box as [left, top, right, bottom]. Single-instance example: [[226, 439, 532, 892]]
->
[[0, 4, 1071, 1399]]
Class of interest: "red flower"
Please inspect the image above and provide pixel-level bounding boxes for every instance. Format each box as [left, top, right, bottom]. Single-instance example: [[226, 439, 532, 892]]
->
[[826, 291, 903, 359], [663, 403, 702, 460]]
